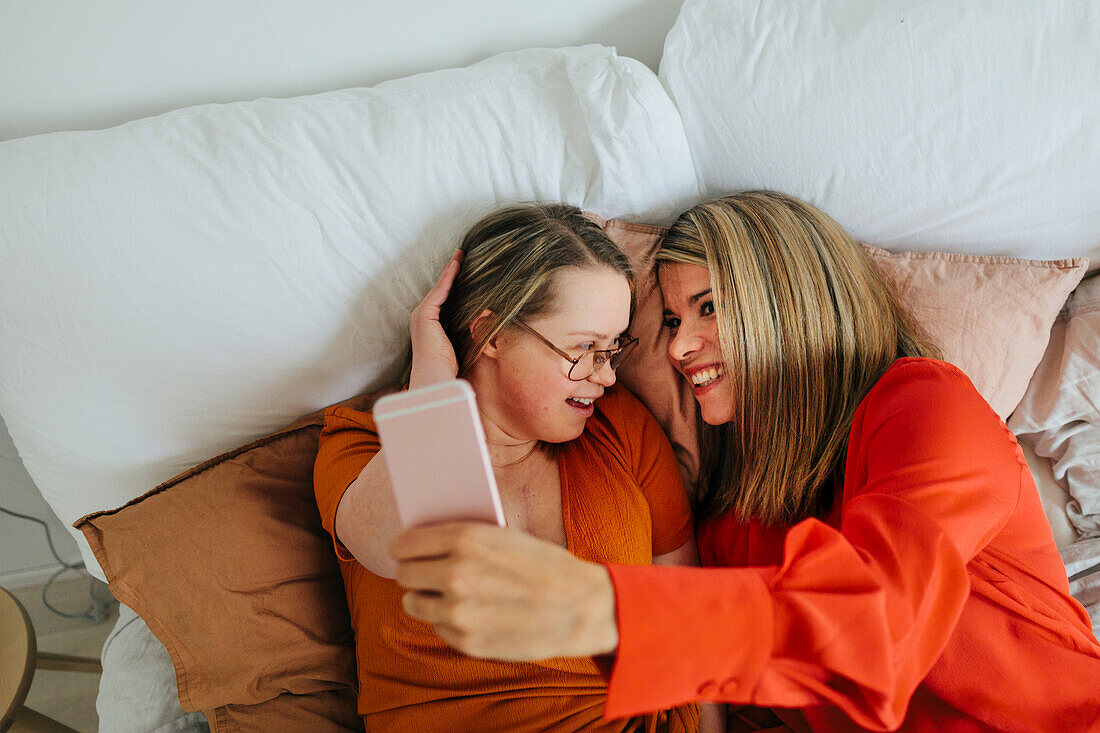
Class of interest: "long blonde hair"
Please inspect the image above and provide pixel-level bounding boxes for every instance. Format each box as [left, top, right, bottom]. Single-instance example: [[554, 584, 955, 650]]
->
[[657, 191, 939, 525], [440, 204, 634, 376]]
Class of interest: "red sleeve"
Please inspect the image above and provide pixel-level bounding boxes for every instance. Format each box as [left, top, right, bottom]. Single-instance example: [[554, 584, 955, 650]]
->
[[313, 405, 381, 561], [597, 386, 695, 555], [604, 359, 1024, 731]]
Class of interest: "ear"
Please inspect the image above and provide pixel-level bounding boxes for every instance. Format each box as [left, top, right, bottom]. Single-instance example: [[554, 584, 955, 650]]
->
[[469, 308, 502, 359]]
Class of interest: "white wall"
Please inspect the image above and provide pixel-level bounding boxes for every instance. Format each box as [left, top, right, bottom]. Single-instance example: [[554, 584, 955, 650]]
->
[[0, 0, 683, 141], [0, 0, 684, 581], [0, 416, 83, 584]]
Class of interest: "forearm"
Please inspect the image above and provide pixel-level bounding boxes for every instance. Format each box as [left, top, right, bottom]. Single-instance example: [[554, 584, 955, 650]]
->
[[654, 537, 725, 731], [604, 503, 971, 730]]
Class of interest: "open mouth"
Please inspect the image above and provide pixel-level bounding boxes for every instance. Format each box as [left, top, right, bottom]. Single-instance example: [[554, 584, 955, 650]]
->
[[566, 396, 596, 413], [689, 365, 725, 393]]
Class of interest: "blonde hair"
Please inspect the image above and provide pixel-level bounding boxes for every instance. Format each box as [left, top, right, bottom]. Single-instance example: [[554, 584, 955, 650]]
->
[[657, 191, 939, 525], [440, 204, 633, 376]]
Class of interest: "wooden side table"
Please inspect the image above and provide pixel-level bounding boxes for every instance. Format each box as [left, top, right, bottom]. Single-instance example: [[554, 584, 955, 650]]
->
[[0, 586, 102, 733]]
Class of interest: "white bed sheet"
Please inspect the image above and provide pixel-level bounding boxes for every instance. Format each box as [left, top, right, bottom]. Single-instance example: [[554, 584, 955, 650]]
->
[[98, 604, 209, 733]]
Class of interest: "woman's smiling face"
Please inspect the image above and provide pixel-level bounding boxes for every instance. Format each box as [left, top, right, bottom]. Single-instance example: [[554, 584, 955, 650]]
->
[[658, 263, 736, 426], [485, 266, 632, 444]]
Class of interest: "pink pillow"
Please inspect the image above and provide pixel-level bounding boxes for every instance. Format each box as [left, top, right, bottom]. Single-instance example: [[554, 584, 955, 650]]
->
[[602, 219, 1088, 490], [864, 246, 1087, 419], [604, 219, 700, 494]]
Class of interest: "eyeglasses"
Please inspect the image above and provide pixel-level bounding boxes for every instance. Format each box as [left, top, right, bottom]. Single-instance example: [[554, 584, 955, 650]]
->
[[514, 320, 638, 382]]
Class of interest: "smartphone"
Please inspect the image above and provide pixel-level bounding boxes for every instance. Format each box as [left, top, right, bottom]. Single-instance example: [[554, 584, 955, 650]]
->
[[373, 379, 506, 529]]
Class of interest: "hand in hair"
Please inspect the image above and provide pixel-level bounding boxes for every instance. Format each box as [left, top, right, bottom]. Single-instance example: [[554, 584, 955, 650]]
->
[[391, 522, 619, 661], [408, 250, 463, 390]]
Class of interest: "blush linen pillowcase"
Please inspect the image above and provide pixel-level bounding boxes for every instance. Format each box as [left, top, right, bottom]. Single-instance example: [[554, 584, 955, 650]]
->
[[603, 219, 1088, 492], [600, 218, 701, 492], [75, 392, 384, 732], [865, 247, 1088, 420]]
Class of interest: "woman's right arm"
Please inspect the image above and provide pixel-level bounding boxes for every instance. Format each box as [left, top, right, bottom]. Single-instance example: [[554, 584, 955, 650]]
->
[[334, 451, 403, 578], [331, 250, 464, 577]]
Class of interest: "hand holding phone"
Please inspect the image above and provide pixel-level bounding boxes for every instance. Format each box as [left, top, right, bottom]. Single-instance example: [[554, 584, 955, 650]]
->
[[373, 379, 506, 529]]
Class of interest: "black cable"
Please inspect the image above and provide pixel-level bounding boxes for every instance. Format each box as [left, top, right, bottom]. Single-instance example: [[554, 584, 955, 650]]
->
[[0, 505, 114, 621], [1068, 560, 1100, 584]]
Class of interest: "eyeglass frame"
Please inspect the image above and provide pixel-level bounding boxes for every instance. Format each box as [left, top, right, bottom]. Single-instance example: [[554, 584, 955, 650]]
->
[[512, 320, 638, 382]]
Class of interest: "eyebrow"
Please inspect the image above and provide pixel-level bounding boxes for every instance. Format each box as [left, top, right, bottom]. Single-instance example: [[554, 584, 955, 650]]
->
[[567, 331, 611, 339], [662, 288, 712, 316]]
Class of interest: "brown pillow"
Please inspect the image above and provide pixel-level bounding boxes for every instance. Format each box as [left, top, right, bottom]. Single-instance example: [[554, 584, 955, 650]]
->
[[603, 218, 1088, 492], [207, 689, 362, 733], [76, 393, 378, 731]]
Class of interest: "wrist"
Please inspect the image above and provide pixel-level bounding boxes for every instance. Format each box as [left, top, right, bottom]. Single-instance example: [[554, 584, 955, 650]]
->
[[407, 366, 457, 391], [585, 564, 619, 656]]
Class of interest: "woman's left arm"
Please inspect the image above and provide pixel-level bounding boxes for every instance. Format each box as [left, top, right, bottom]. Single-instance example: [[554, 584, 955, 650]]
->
[[393, 360, 1024, 731], [655, 537, 727, 733], [602, 360, 1025, 730]]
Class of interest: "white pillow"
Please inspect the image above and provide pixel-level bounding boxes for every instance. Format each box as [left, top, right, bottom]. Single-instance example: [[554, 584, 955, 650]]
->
[[660, 0, 1100, 265], [0, 45, 699, 579]]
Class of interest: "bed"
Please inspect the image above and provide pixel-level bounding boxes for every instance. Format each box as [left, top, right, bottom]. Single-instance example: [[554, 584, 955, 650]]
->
[[1, 1, 1097, 730]]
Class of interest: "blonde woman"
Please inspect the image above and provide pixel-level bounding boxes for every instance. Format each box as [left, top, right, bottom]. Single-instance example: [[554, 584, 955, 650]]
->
[[392, 192, 1100, 732], [313, 204, 709, 732]]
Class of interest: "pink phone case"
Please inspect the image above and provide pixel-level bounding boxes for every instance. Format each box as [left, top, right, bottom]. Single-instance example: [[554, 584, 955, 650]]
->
[[373, 379, 506, 529]]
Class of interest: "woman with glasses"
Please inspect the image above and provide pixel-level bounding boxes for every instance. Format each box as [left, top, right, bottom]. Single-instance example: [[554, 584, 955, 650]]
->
[[390, 193, 1100, 732], [313, 204, 708, 732]]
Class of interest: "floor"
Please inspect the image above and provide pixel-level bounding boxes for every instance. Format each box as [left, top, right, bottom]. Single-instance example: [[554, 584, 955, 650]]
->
[[7, 572, 119, 733]]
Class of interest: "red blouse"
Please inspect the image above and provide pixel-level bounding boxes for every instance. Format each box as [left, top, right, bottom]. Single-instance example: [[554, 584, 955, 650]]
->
[[604, 358, 1100, 732]]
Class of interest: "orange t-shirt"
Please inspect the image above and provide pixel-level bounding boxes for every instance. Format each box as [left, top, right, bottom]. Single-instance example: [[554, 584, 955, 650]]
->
[[605, 358, 1100, 732], [314, 385, 697, 732]]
